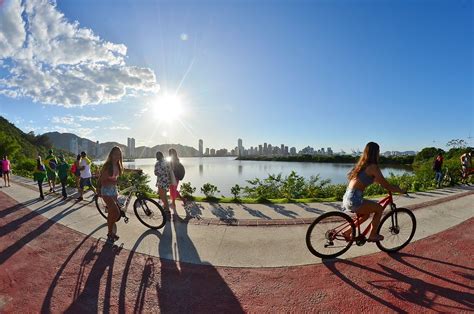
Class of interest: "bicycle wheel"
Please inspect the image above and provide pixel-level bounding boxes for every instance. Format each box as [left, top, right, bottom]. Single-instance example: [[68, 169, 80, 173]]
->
[[95, 195, 107, 220], [133, 197, 166, 229], [376, 208, 416, 253], [306, 211, 356, 259]]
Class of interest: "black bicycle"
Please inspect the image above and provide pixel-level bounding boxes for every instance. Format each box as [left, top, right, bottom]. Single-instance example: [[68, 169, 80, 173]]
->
[[95, 181, 166, 229], [306, 192, 416, 259]]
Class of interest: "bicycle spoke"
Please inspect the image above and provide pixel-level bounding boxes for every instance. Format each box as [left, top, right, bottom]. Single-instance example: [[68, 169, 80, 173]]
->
[[377, 208, 416, 252], [306, 212, 355, 259]]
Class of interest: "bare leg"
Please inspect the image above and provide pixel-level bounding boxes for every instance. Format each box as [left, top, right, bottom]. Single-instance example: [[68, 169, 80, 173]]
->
[[352, 200, 384, 240], [158, 188, 170, 211], [103, 196, 119, 236]]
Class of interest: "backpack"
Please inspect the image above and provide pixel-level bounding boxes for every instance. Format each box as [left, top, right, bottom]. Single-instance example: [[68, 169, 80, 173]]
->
[[174, 162, 185, 181], [71, 163, 77, 174]]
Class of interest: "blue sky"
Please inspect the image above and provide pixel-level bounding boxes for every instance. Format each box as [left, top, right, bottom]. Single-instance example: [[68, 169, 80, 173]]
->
[[0, 0, 472, 153]]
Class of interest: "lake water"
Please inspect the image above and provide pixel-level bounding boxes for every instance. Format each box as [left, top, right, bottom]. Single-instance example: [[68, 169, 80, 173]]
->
[[119, 157, 411, 196]]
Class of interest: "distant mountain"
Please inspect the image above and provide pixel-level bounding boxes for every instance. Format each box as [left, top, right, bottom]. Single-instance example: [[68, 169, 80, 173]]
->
[[43, 132, 199, 159]]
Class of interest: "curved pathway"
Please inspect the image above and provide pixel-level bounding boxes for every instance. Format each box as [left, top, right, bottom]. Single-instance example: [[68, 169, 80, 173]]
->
[[1, 178, 473, 267], [0, 188, 472, 312]]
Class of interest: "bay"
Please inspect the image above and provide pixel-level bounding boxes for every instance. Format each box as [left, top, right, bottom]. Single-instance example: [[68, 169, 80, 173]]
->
[[117, 157, 412, 196]]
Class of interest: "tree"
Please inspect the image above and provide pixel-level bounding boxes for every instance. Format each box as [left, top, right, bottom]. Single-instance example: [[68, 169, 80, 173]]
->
[[446, 139, 467, 149]]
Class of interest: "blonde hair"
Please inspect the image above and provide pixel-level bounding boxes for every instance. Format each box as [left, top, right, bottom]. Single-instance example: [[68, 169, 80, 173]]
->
[[101, 146, 123, 176], [348, 142, 380, 180]]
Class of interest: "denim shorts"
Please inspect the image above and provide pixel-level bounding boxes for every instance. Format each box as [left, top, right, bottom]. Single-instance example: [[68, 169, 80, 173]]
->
[[342, 188, 364, 213], [101, 185, 118, 197]]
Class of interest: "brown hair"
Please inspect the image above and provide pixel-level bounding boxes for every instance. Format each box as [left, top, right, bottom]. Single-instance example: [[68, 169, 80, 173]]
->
[[101, 146, 123, 176], [348, 142, 380, 180]]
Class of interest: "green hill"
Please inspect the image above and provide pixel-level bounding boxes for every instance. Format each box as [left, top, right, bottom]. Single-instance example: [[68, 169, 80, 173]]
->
[[0, 116, 51, 160]]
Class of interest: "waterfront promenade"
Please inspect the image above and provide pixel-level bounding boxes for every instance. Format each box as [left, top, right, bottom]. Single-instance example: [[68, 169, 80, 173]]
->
[[0, 176, 473, 312]]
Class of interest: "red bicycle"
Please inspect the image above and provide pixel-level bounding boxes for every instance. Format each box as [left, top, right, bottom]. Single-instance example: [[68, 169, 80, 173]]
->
[[306, 192, 416, 259]]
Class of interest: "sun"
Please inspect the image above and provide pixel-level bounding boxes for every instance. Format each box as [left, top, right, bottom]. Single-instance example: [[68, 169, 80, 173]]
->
[[152, 93, 184, 122]]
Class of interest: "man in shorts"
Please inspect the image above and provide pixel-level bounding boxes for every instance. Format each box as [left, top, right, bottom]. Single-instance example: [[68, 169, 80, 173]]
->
[[45, 149, 58, 193], [77, 151, 96, 201]]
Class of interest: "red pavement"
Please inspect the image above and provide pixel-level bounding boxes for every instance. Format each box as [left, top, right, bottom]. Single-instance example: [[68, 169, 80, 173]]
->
[[0, 191, 473, 313]]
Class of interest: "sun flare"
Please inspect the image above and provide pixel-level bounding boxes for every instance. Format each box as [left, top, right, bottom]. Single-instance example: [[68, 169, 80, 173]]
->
[[152, 93, 184, 122]]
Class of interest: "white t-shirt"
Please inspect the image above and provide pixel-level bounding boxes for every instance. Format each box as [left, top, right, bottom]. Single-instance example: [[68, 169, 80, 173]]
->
[[80, 158, 92, 179]]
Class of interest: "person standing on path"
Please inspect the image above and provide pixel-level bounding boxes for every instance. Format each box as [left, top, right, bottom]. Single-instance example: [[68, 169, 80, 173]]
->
[[57, 155, 70, 200], [71, 154, 81, 190], [33, 156, 47, 200], [44, 149, 58, 193], [77, 151, 96, 201], [2, 156, 11, 187], [168, 148, 185, 209], [342, 142, 405, 242], [433, 153, 443, 188], [98, 146, 123, 243], [154, 151, 171, 213]]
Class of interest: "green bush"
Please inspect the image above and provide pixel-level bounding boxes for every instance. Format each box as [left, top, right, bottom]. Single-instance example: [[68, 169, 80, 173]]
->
[[320, 184, 347, 201], [230, 184, 241, 200], [180, 182, 196, 198], [201, 183, 220, 199]]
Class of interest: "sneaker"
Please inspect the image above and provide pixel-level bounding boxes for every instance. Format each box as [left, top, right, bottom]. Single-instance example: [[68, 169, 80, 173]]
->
[[76, 197, 83, 201]]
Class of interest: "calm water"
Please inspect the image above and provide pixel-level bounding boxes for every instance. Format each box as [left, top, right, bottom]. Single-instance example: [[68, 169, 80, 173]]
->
[[119, 157, 411, 196]]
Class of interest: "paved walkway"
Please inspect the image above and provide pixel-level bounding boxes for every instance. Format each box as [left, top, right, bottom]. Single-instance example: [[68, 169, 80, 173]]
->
[[0, 188, 472, 312], [1, 176, 473, 268]]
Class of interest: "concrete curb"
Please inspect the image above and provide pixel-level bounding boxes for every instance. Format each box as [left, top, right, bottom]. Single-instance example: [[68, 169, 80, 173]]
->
[[11, 176, 474, 227]]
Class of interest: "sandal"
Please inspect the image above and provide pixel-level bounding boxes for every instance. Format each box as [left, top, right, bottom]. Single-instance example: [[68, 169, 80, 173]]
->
[[367, 234, 384, 242], [107, 233, 119, 243]]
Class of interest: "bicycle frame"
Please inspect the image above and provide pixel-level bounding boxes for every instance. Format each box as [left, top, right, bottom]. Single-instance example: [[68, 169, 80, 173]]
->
[[333, 192, 396, 241]]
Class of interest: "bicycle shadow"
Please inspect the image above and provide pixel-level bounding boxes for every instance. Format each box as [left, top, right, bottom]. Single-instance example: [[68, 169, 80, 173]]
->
[[323, 253, 473, 312]]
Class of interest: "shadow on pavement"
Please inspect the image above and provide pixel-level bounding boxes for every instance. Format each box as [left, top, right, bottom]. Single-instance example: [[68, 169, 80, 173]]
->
[[41, 225, 107, 313], [323, 253, 473, 313], [158, 211, 244, 313], [0, 197, 90, 265], [263, 203, 298, 218], [238, 203, 271, 219]]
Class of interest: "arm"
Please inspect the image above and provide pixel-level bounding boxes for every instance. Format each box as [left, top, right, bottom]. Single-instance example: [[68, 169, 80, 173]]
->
[[368, 164, 405, 194]]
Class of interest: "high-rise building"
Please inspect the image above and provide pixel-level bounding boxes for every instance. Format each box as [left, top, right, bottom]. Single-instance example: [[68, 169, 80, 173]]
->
[[210, 148, 216, 156], [259, 145, 263, 155], [281, 144, 285, 155], [290, 147, 296, 155], [69, 137, 78, 155], [238, 138, 243, 156], [263, 143, 268, 155], [327, 147, 333, 155], [205, 148, 210, 155], [127, 137, 136, 158], [268, 144, 273, 156], [285, 146, 289, 155], [199, 139, 203, 156]]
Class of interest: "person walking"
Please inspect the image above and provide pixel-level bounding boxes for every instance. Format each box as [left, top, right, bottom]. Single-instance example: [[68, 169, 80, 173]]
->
[[168, 148, 186, 209], [433, 153, 443, 188], [342, 142, 405, 242], [2, 156, 11, 187], [33, 156, 47, 200], [154, 151, 171, 213], [77, 151, 96, 201], [57, 155, 70, 200], [98, 146, 123, 243], [71, 154, 81, 190], [44, 149, 58, 193]]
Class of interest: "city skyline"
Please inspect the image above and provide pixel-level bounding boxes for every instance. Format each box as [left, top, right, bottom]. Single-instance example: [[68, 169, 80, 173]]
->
[[0, 0, 472, 152]]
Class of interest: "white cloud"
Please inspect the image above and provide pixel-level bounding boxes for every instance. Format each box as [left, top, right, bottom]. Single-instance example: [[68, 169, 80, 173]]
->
[[76, 115, 110, 122], [51, 116, 78, 126], [109, 126, 130, 130], [0, 0, 159, 107]]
